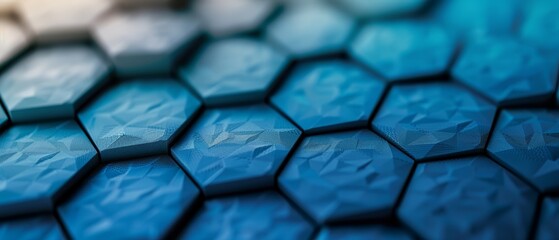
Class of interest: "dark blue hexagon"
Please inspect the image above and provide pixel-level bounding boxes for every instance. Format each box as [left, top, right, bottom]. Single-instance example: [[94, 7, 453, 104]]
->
[[58, 155, 199, 240], [279, 130, 413, 223], [372, 83, 496, 161], [271, 60, 385, 133], [398, 156, 538, 240], [171, 104, 301, 196], [536, 197, 559, 240], [265, 3, 356, 58], [0, 215, 65, 240], [488, 110, 559, 192], [0, 121, 98, 218], [78, 79, 201, 161], [317, 225, 414, 240], [179, 38, 288, 106], [349, 21, 455, 82], [453, 37, 558, 106], [521, 1, 559, 54], [180, 191, 313, 240], [334, 0, 427, 19]]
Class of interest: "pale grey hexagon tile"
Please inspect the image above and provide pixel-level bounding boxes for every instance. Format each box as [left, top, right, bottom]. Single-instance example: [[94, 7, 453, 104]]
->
[[0, 45, 111, 123], [17, 0, 113, 42], [93, 8, 201, 76], [0, 18, 30, 67]]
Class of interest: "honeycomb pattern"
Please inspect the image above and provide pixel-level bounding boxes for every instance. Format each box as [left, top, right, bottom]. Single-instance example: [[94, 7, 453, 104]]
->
[[1, 0, 558, 239]]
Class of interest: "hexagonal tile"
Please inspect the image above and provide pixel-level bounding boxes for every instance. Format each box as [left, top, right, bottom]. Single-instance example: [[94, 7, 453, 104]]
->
[[453, 37, 558, 106], [536, 197, 559, 240], [17, 0, 113, 42], [487, 110, 559, 192], [334, 0, 427, 19], [0, 121, 98, 218], [0, 45, 111, 123], [58, 155, 199, 240], [93, 8, 200, 76], [194, 0, 277, 37], [179, 38, 288, 106], [271, 60, 385, 133], [521, 1, 559, 54], [0, 19, 30, 68], [279, 130, 413, 223], [398, 156, 538, 240], [372, 83, 496, 161], [265, 3, 356, 58], [317, 225, 414, 240], [0, 215, 66, 240], [171, 105, 301, 196], [349, 21, 455, 82], [180, 191, 313, 240], [79, 79, 201, 161]]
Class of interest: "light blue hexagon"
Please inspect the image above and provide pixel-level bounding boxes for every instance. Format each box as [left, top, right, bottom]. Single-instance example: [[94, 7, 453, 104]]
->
[[0, 215, 66, 240]]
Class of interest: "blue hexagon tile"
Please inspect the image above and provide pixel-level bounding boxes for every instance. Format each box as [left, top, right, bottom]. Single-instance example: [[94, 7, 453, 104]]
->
[[172, 105, 301, 196], [180, 38, 288, 106], [266, 3, 356, 58], [334, 0, 427, 19], [93, 8, 200, 76], [373, 83, 496, 160], [316, 225, 414, 240], [521, 1, 559, 55], [79, 79, 200, 161], [279, 130, 413, 223], [536, 197, 559, 240], [0, 215, 66, 240], [180, 191, 313, 240], [398, 156, 538, 240], [453, 37, 558, 106], [349, 21, 455, 82], [58, 156, 199, 240], [0, 45, 110, 123], [488, 110, 559, 192], [0, 121, 98, 218], [271, 60, 385, 133], [0, 19, 30, 68]]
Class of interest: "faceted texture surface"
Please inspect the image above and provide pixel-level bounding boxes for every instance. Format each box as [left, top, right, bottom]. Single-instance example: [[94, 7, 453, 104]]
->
[[93, 8, 200, 76], [488, 110, 559, 192], [266, 3, 356, 58], [0, 215, 65, 240], [536, 197, 559, 240], [172, 105, 301, 196], [180, 38, 288, 106], [0, 19, 29, 67], [279, 130, 413, 223], [59, 156, 199, 240], [350, 21, 455, 81], [398, 156, 538, 240], [271, 60, 385, 133], [18, 0, 113, 42], [0, 45, 110, 123], [180, 191, 313, 240], [334, 0, 426, 18], [317, 225, 414, 240], [194, 0, 276, 37], [79, 79, 200, 161], [0, 121, 98, 218], [373, 83, 496, 160], [453, 37, 557, 105]]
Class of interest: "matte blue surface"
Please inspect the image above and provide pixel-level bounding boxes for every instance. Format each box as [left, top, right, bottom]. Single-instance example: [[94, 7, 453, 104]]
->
[[488, 110, 559, 192], [453, 37, 557, 106], [271, 60, 385, 133], [266, 3, 356, 58], [180, 191, 313, 240], [172, 105, 301, 196], [279, 130, 413, 223], [521, 1, 559, 55], [180, 38, 288, 106], [79, 79, 201, 161], [58, 156, 199, 240], [536, 197, 559, 240], [334, 0, 427, 18], [0, 45, 110, 123], [0, 215, 65, 240], [350, 21, 455, 81], [0, 121, 97, 218], [398, 156, 538, 240], [316, 225, 414, 240], [373, 83, 496, 160]]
